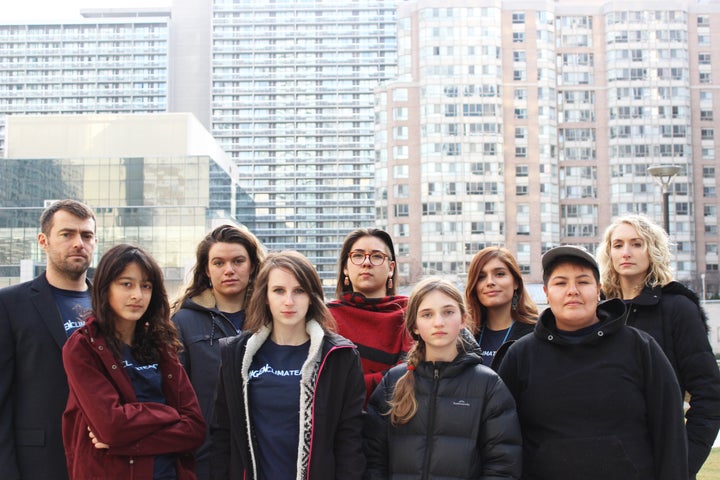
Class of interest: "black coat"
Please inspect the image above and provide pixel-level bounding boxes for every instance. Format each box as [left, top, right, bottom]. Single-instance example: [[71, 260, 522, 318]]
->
[[210, 320, 366, 480], [0, 273, 89, 480], [487, 320, 536, 371], [364, 351, 522, 480], [624, 282, 720, 476], [498, 299, 688, 480], [172, 289, 241, 480]]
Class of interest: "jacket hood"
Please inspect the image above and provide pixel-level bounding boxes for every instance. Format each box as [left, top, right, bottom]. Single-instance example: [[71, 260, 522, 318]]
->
[[329, 291, 408, 312], [535, 298, 627, 346], [182, 288, 219, 312], [632, 281, 710, 333]]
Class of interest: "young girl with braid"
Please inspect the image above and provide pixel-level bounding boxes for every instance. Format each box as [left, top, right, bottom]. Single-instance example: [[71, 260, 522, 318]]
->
[[363, 277, 522, 480]]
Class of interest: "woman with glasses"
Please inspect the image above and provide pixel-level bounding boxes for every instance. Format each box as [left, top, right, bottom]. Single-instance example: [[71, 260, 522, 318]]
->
[[329, 228, 412, 401]]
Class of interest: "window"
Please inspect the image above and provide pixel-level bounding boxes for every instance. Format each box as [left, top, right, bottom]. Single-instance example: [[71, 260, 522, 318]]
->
[[471, 162, 487, 175], [702, 128, 714, 140], [422, 202, 442, 215], [513, 32, 525, 43], [394, 223, 409, 237], [471, 222, 486, 234], [394, 204, 409, 217], [393, 165, 409, 178], [515, 127, 527, 139], [701, 110, 714, 121], [699, 53, 712, 64], [447, 202, 462, 215], [512, 12, 525, 24], [700, 72, 712, 84], [516, 185, 528, 196], [443, 143, 461, 156], [484, 202, 496, 214], [516, 165, 529, 177], [515, 146, 527, 157], [393, 184, 409, 198], [704, 166, 715, 178], [514, 108, 527, 119]]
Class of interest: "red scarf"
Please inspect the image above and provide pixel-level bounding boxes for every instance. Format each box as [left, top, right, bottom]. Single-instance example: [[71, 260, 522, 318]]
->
[[328, 292, 413, 400]]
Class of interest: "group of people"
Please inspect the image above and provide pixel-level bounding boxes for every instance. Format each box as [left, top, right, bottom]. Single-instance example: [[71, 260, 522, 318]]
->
[[0, 199, 718, 480]]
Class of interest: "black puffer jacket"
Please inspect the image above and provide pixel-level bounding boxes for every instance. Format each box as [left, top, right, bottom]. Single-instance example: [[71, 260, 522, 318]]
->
[[363, 351, 522, 480], [624, 282, 720, 476], [498, 299, 688, 480]]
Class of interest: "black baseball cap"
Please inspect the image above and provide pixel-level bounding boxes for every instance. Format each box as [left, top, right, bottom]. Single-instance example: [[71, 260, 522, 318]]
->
[[541, 245, 599, 275]]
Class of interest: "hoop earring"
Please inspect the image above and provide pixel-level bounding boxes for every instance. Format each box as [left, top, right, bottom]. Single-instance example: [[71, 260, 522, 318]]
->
[[344, 275, 350, 286], [511, 290, 519, 311]]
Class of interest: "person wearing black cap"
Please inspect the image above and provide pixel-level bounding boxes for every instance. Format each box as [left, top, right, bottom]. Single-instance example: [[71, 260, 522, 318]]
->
[[497, 245, 688, 480]]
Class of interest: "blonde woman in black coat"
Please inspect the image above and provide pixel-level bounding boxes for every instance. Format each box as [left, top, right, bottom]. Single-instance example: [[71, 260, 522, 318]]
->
[[598, 214, 720, 478]]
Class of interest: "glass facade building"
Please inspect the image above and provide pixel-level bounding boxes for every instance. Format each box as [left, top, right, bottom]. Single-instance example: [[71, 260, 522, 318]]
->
[[0, 114, 252, 291]]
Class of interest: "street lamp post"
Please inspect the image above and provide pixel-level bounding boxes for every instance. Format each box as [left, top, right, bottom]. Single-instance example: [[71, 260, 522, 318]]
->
[[647, 165, 681, 234]]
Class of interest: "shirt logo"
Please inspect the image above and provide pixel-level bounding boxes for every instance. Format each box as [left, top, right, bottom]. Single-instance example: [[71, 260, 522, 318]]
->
[[452, 400, 471, 407], [249, 363, 302, 379]]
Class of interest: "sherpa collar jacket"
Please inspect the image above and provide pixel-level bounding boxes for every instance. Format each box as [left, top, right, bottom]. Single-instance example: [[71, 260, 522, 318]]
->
[[210, 320, 366, 480]]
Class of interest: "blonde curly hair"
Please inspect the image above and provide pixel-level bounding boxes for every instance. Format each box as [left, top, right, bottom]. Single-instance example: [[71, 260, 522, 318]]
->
[[597, 214, 674, 299]]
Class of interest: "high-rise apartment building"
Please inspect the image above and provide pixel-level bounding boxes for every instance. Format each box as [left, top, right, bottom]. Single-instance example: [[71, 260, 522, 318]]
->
[[0, 9, 171, 154], [207, 0, 399, 287], [376, 0, 720, 296]]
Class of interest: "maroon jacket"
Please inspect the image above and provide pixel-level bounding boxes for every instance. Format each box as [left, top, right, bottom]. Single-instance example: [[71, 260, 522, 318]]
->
[[62, 316, 205, 480]]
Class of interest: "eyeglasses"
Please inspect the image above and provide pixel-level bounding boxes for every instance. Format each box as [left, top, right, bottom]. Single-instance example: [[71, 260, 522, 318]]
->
[[348, 250, 389, 266]]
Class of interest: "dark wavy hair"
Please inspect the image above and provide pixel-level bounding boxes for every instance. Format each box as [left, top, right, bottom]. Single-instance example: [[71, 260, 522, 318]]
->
[[465, 246, 537, 335], [334, 228, 398, 299], [245, 251, 336, 333], [172, 224, 265, 311], [92, 244, 180, 364]]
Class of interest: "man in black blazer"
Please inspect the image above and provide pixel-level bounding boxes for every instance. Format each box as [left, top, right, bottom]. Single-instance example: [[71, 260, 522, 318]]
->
[[0, 200, 96, 480]]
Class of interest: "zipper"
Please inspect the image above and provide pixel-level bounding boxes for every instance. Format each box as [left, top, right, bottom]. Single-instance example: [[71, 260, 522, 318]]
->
[[420, 366, 440, 480]]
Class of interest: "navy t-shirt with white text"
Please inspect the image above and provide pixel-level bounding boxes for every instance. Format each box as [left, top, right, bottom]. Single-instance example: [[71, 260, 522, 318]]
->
[[50, 285, 91, 337], [121, 345, 177, 480], [248, 338, 310, 480]]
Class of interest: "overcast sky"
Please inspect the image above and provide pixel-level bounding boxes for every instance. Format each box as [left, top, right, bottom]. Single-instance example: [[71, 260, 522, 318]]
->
[[4, 0, 171, 21]]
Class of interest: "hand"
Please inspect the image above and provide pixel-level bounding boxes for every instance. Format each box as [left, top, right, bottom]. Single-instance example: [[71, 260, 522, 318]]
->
[[87, 426, 109, 450]]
